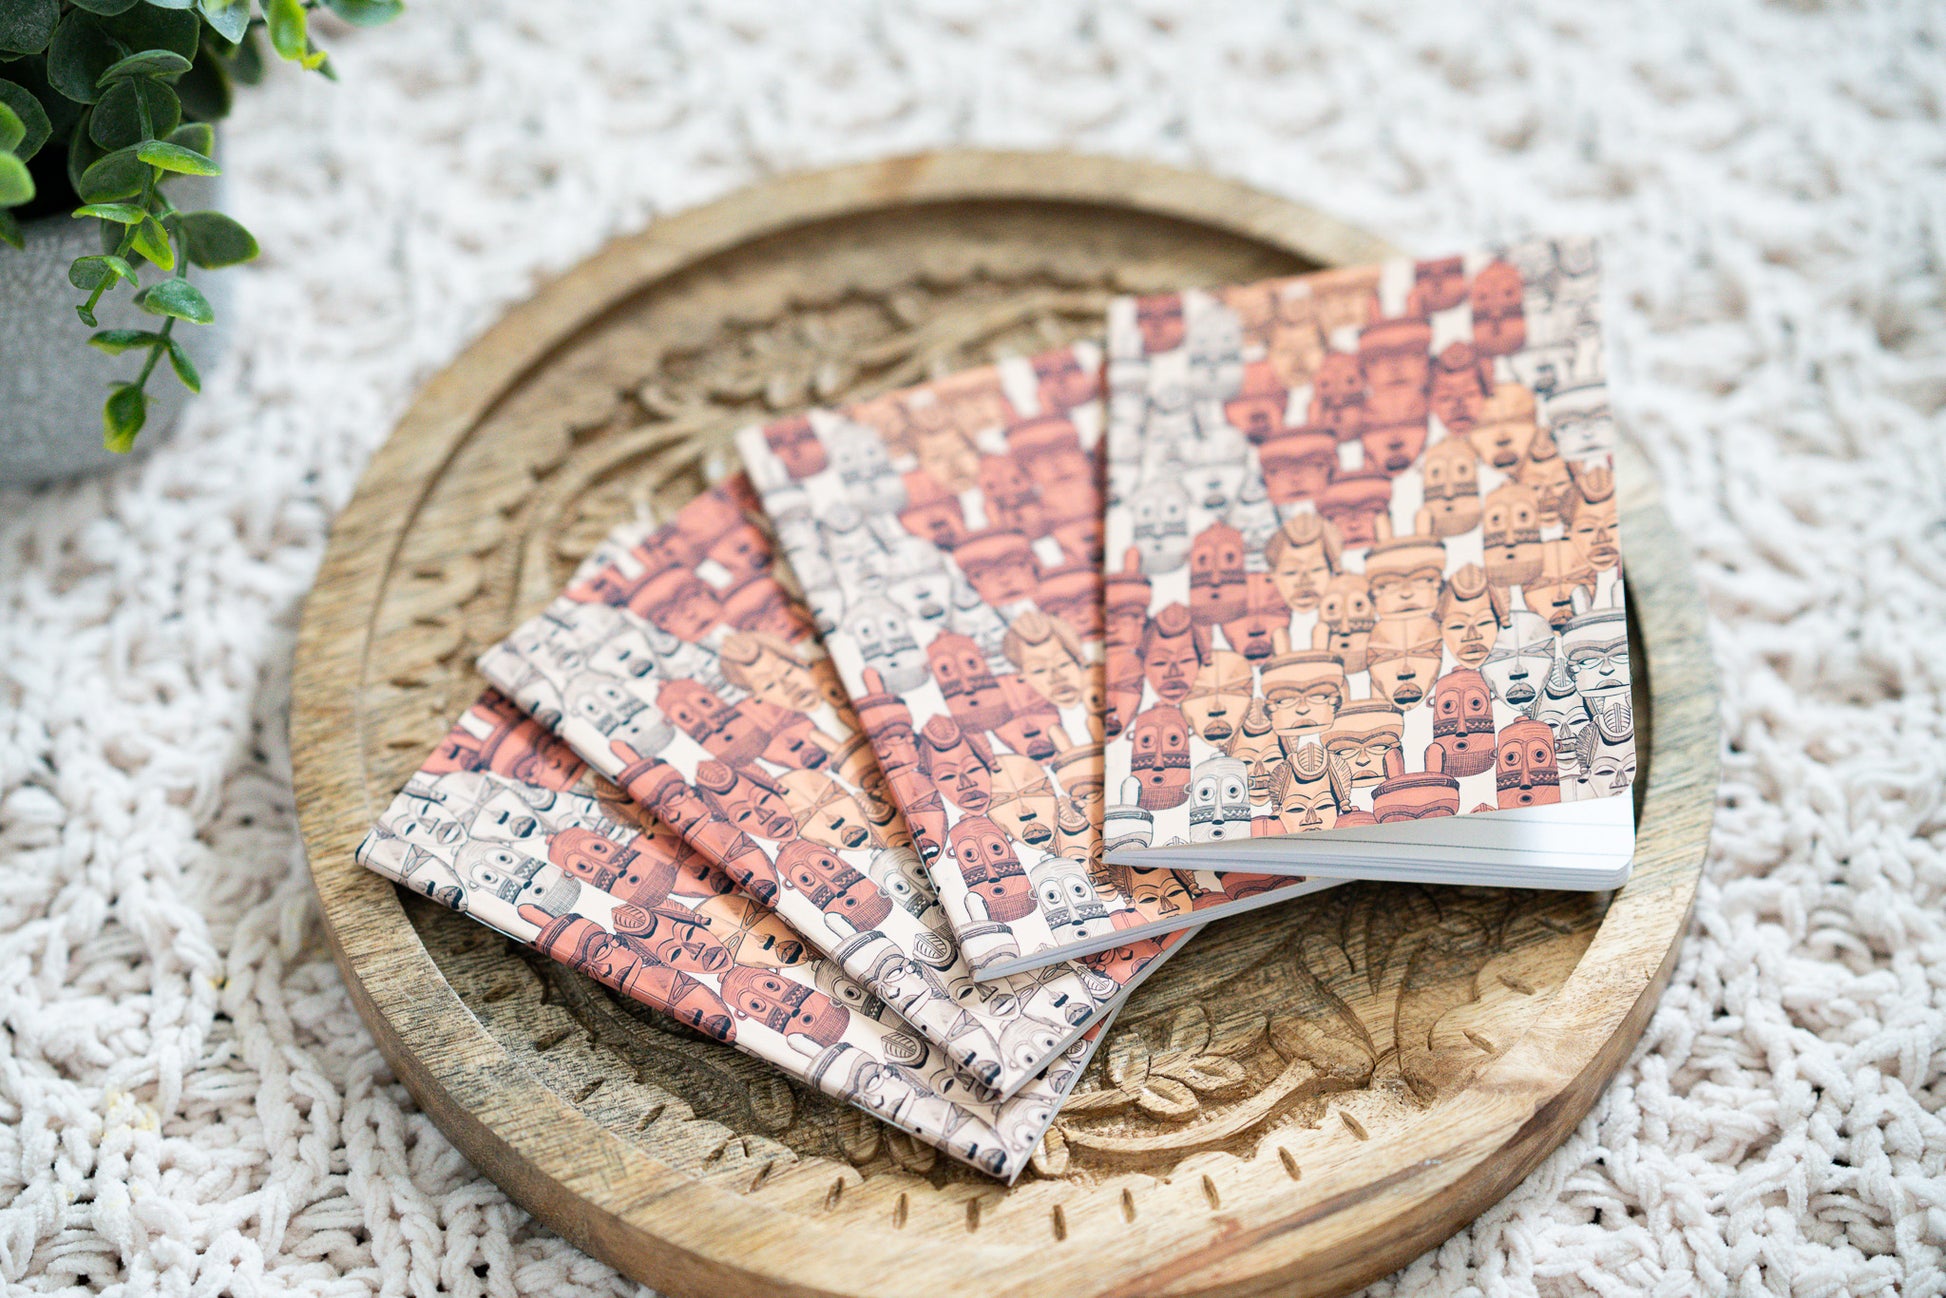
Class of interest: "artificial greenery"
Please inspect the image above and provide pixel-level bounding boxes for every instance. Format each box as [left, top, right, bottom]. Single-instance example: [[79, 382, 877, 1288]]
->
[[0, 0, 401, 450]]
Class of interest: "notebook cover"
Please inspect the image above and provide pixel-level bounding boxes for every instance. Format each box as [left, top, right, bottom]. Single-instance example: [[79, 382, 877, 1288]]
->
[[736, 346, 1333, 980], [1100, 239, 1633, 857], [355, 691, 1099, 1182], [476, 478, 1131, 1101]]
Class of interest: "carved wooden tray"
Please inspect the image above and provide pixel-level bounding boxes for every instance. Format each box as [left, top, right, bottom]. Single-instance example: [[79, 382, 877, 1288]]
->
[[292, 152, 1718, 1298]]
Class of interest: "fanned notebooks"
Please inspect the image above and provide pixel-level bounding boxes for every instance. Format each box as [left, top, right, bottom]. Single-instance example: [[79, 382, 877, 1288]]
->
[[737, 346, 1335, 981], [1099, 239, 1637, 887], [477, 478, 1131, 1101], [356, 691, 1100, 1182]]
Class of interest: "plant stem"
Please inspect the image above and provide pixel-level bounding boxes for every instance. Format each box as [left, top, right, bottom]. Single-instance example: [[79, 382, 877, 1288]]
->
[[82, 277, 113, 320], [137, 317, 175, 385], [134, 209, 193, 392]]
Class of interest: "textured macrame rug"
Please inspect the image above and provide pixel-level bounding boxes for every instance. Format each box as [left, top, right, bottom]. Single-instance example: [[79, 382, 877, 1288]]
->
[[3, 3, 1942, 1294]]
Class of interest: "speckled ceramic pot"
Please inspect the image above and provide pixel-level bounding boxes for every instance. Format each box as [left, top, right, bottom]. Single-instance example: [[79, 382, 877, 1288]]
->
[[0, 170, 232, 489]]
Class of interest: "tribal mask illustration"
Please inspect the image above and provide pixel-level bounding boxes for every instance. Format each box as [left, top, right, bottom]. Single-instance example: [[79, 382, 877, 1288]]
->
[[720, 966, 852, 1048], [947, 816, 1036, 923], [776, 839, 893, 929], [1495, 718, 1561, 808], [1560, 606, 1633, 745], [1189, 520, 1251, 626], [1130, 478, 1193, 575], [1187, 755, 1253, 843], [1427, 667, 1497, 778], [1127, 704, 1193, 810]]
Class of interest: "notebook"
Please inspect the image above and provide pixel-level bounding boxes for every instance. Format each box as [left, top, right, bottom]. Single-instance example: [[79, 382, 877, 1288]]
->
[[736, 345, 1336, 981], [355, 691, 1102, 1182], [476, 478, 1143, 1102], [1098, 239, 1637, 887]]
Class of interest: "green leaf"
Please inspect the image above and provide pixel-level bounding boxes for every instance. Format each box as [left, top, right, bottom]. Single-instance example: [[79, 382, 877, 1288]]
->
[[174, 50, 231, 121], [77, 145, 146, 202], [67, 115, 104, 196], [135, 139, 217, 175], [138, 277, 213, 323], [70, 0, 144, 15], [144, 0, 199, 10], [0, 152, 33, 206], [226, 30, 265, 85], [0, 0, 58, 56], [265, 0, 308, 62], [180, 210, 255, 267], [130, 213, 174, 269], [198, 0, 249, 45], [103, 6, 199, 60], [169, 122, 215, 155], [97, 50, 193, 86], [165, 337, 201, 392], [324, 0, 405, 27], [0, 102, 22, 153], [8, 61, 81, 147], [88, 328, 164, 354], [91, 79, 182, 149], [72, 202, 145, 224], [69, 253, 137, 290], [0, 209, 21, 249], [104, 383, 148, 452], [0, 79, 53, 160], [46, 10, 117, 104]]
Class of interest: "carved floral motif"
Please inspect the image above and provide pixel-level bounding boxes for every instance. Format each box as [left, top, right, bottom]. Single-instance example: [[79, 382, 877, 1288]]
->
[[1044, 883, 1605, 1172]]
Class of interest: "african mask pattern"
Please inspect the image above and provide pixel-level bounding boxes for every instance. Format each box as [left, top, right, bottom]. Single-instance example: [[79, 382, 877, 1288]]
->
[[1103, 239, 1635, 851], [357, 691, 1100, 1183], [740, 346, 1319, 980], [1187, 755, 1254, 843], [479, 480, 1121, 1101]]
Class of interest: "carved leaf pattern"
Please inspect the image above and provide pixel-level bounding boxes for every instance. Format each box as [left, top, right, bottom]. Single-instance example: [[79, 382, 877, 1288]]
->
[[1072, 1006, 1258, 1121], [1111, 1034, 1196, 1120], [1357, 886, 1447, 996], [883, 1131, 937, 1175], [1287, 929, 1381, 1084], [1029, 1126, 1070, 1177], [1267, 1010, 1377, 1089], [1154, 1005, 1250, 1096], [838, 1107, 880, 1166], [1394, 908, 1507, 1101], [747, 1074, 797, 1134]]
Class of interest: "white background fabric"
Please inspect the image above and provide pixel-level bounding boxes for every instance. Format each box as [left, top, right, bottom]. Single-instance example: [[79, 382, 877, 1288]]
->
[[3, 2, 1943, 1294]]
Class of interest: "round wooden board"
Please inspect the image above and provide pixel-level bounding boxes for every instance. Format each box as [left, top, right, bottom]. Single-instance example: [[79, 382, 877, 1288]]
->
[[292, 151, 1717, 1298]]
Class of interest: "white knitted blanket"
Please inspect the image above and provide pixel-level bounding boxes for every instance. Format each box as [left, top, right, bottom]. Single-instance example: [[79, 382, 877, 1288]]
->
[[3, 2, 1942, 1294]]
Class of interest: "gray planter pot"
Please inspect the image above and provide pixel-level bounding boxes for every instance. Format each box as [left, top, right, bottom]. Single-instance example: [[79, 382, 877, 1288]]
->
[[1, 169, 233, 489]]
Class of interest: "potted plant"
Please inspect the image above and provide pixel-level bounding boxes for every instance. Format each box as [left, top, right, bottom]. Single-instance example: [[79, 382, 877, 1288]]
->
[[0, 0, 400, 487]]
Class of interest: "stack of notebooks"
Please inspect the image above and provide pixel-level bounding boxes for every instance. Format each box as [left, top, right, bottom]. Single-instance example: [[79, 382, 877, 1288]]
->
[[355, 237, 1638, 1182]]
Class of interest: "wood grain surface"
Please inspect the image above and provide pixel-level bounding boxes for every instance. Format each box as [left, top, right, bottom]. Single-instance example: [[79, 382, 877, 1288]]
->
[[290, 151, 1718, 1298]]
